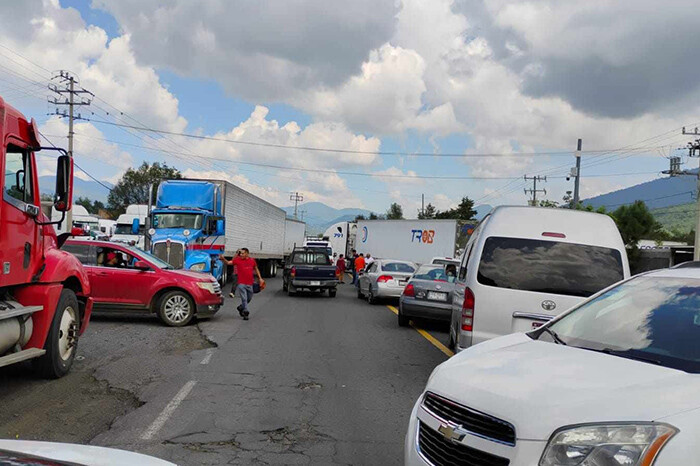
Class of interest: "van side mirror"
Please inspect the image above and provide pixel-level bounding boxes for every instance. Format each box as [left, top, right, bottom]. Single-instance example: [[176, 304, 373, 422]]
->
[[54, 155, 72, 212], [132, 218, 140, 235], [216, 219, 225, 236]]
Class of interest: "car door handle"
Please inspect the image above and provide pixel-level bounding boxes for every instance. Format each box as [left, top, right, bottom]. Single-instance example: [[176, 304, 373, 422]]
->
[[95, 271, 110, 276]]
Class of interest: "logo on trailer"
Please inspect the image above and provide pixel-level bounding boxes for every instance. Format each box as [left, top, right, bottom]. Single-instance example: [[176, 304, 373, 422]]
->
[[361, 226, 368, 243], [541, 300, 556, 311], [411, 229, 435, 244]]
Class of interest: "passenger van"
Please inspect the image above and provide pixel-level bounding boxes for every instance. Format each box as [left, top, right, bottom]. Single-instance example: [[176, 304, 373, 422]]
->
[[449, 206, 630, 352]]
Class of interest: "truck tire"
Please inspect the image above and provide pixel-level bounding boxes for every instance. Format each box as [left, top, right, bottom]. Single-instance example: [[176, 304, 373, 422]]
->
[[357, 285, 363, 299], [35, 289, 80, 379], [328, 288, 337, 298], [158, 291, 194, 327], [398, 305, 410, 327], [270, 262, 278, 278], [287, 284, 296, 296], [219, 265, 228, 287]]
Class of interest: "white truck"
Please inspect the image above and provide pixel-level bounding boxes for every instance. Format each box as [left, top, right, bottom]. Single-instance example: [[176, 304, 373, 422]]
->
[[112, 204, 148, 248], [354, 219, 463, 264], [284, 218, 306, 261], [51, 205, 101, 238], [323, 221, 353, 257]]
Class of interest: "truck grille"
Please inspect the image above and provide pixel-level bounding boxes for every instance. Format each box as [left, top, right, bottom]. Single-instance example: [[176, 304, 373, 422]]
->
[[418, 422, 510, 466], [152, 241, 185, 269], [422, 392, 516, 446]]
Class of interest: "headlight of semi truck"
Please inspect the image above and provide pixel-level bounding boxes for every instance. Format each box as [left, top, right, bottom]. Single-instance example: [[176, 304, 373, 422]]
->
[[190, 263, 206, 272], [196, 282, 217, 294], [540, 423, 677, 466]]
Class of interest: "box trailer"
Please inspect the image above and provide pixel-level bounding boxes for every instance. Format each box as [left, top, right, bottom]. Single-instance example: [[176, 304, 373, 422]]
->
[[354, 219, 461, 264], [284, 218, 306, 259]]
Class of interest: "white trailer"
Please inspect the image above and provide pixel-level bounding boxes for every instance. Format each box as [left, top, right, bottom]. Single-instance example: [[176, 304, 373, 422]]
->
[[355, 219, 460, 264], [324, 221, 351, 257], [219, 180, 287, 277], [284, 218, 306, 259]]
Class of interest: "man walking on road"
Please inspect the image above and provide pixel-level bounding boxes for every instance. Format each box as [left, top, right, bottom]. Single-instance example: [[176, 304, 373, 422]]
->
[[337, 254, 346, 284], [350, 249, 358, 284], [220, 248, 264, 320]]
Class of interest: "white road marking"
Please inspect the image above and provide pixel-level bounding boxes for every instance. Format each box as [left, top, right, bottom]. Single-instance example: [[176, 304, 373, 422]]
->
[[141, 380, 197, 440], [200, 348, 214, 365]]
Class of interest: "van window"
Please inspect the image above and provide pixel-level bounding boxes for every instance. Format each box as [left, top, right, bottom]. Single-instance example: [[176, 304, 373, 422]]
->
[[477, 237, 624, 297]]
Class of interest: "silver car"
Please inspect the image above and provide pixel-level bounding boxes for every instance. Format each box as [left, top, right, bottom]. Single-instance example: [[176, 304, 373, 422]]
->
[[398, 264, 456, 327], [357, 259, 417, 304]]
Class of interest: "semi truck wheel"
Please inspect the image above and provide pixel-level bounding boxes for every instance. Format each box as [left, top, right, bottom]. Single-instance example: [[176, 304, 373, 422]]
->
[[35, 289, 80, 379], [219, 265, 228, 287], [158, 291, 194, 327], [328, 289, 337, 298]]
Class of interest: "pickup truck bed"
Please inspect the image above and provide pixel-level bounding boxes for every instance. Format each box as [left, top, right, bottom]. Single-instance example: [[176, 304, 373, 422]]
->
[[283, 249, 338, 297]]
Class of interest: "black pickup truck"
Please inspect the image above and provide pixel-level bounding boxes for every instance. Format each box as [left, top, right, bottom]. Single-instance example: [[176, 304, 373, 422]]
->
[[283, 248, 338, 297]]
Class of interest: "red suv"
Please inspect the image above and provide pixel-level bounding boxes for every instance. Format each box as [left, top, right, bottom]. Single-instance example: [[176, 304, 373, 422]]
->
[[64, 240, 223, 326]]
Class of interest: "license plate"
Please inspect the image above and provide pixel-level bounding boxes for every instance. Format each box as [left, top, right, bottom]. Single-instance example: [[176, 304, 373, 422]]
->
[[427, 291, 447, 301], [309, 281, 320, 286], [531, 321, 545, 329]]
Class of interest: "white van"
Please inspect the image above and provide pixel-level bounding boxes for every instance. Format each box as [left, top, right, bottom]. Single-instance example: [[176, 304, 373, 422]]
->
[[449, 206, 630, 352]]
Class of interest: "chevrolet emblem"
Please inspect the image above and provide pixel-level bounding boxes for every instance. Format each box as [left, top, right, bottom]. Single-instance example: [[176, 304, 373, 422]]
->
[[438, 424, 465, 443]]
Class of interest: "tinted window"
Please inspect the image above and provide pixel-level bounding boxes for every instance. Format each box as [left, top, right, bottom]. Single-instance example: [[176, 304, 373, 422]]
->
[[432, 259, 458, 267], [382, 262, 415, 273], [477, 237, 624, 297], [548, 276, 700, 373], [63, 243, 92, 265], [414, 266, 448, 281]]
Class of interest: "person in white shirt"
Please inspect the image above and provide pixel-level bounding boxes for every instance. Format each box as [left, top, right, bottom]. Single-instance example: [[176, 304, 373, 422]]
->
[[365, 253, 375, 271]]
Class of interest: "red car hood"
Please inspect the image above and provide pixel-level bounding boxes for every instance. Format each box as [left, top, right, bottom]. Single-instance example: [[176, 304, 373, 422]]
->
[[163, 269, 213, 281]]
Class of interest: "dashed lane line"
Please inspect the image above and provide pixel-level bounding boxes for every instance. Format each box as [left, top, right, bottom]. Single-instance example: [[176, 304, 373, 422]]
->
[[200, 348, 214, 365], [141, 380, 197, 440], [386, 305, 454, 358]]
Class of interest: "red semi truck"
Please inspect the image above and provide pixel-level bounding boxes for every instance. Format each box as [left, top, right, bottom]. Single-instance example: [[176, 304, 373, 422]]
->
[[0, 96, 93, 378]]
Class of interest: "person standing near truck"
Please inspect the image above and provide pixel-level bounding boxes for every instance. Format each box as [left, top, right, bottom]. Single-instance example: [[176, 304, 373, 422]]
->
[[220, 248, 264, 320], [354, 253, 366, 288], [337, 254, 346, 284]]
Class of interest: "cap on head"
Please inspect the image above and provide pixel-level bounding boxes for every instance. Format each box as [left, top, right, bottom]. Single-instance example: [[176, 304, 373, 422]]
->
[[106, 252, 117, 261]]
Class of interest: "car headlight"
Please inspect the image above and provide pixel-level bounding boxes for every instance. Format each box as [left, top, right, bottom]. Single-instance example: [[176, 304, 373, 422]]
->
[[190, 263, 206, 272], [197, 282, 217, 294], [540, 423, 678, 466]]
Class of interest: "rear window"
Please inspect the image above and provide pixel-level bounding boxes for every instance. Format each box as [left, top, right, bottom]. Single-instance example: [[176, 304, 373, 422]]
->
[[292, 251, 331, 265], [477, 236, 624, 297], [414, 265, 449, 282], [382, 262, 415, 273], [432, 259, 458, 267]]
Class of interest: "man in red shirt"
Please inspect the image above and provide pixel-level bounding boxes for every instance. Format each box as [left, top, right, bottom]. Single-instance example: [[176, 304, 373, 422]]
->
[[220, 248, 264, 320], [354, 253, 365, 289]]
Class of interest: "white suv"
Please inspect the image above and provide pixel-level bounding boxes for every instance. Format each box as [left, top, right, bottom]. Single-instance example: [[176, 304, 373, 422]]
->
[[406, 267, 700, 465]]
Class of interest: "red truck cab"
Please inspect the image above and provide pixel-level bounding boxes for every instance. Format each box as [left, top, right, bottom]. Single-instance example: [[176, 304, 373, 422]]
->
[[64, 240, 223, 326], [0, 96, 92, 378]]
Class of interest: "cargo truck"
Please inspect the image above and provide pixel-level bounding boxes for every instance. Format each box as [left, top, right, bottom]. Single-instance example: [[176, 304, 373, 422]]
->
[[283, 218, 306, 261], [139, 179, 288, 284], [354, 219, 469, 264], [112, 204, 148, 248], [0, 96, 93, 377]]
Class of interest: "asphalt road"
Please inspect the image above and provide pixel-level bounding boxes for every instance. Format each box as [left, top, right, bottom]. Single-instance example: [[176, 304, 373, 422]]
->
[[0, 277, 450, 465]]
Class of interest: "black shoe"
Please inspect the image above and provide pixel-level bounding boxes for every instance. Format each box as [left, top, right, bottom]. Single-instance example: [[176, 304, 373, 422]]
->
[[243, 315, 249, 321], [237, 305, 244, 316], [243, 310, 250, 317]]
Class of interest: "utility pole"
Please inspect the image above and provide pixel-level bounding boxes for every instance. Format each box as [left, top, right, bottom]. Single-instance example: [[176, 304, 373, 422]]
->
[[676, 128, 700, 260], [524, 175, 547, 206], [290, 192, 304, 219], [572, 138, 582, 207], [421, 194, 425, 218], [300, 210, 307, 221], [49, 71, 93, 231]]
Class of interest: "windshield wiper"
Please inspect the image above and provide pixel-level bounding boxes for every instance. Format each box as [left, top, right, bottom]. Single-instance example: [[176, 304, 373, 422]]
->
[[599, 348, 662, 366], [539, 327, 567, 345]]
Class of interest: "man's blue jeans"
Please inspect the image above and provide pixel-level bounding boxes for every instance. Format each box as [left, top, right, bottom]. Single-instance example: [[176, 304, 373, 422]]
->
[[236, 284, 254, 313]]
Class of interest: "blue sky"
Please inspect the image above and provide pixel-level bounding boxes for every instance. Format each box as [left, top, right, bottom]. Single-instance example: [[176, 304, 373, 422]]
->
[[2, 0, 694, 214]]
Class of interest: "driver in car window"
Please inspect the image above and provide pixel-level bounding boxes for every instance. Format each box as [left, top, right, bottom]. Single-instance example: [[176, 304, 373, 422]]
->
[[445, 264, 457, 283]]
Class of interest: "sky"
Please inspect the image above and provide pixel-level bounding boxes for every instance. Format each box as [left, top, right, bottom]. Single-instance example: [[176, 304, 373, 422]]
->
[[1, 0, 698, 216]]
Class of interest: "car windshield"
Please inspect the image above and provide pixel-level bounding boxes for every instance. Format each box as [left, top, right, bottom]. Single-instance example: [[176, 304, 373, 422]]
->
[[545, 276, 700, 373], [120, 244, 174, 269], [152, 213, 203, 229], [382, 262, 415, 273], [114, 224, 145, 235], [413, 265, 451, 282], [477, 236, 625, 297]]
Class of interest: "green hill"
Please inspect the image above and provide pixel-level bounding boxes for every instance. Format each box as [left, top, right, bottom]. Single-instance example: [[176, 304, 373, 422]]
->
[[652, 202, 696, 233]]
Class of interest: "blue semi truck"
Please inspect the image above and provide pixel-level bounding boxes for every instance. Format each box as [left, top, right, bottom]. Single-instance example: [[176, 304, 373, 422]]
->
[[136, 179, 295, 284]]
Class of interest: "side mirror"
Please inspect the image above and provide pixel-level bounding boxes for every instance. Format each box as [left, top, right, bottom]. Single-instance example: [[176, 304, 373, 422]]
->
[[54, 155, 73, 212], [133, 260, 150, 270], [215, 219, 225, 236], [132, 218, 140, 235]]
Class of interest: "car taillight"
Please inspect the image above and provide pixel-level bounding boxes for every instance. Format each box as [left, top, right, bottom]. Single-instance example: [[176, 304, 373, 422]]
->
[[377, 275, 393, 283], [461, 287, 475, 331], [403, 283, 415, 297], [291, 266, 296, 277]]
